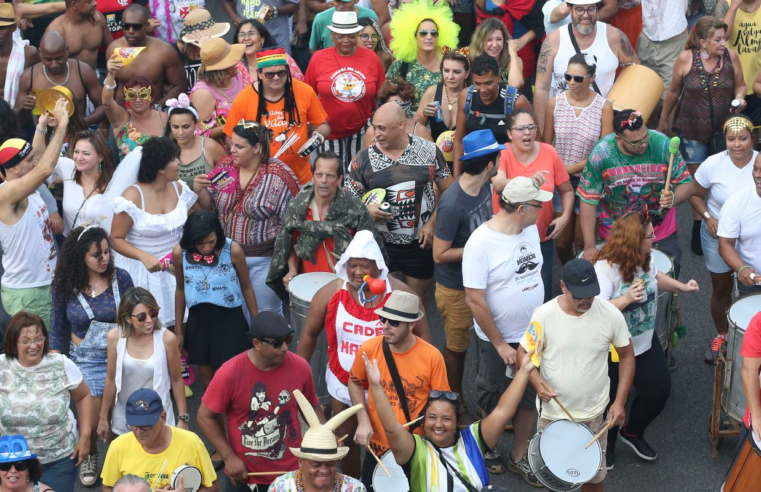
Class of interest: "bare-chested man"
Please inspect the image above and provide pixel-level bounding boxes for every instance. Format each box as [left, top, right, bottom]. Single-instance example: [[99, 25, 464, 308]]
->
[[14, 31, 105, 127], [46, 0, 113, 70], [105, 3, 186, 107], [0, 3, 40, 107]]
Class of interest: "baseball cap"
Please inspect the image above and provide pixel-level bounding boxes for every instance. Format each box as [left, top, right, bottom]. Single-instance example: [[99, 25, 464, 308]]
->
[[125, 388, 164, 427], [561, 259, 600, 298], [249, 311, 295, 339], [501, 176, 553, 204]]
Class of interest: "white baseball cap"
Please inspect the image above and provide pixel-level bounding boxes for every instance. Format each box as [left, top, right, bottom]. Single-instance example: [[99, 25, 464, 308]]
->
[[501, 176, 553, 204]]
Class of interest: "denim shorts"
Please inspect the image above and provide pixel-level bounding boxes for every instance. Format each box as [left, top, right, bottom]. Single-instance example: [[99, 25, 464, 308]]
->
[[553, 175, 580, 214], [700, 220, 731, 274], [679, 138, 708, 165]]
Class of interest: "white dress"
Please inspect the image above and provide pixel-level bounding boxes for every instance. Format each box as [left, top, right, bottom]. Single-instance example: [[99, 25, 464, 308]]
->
[[112, 181, 197, 327], [51, 157, 115, 235]]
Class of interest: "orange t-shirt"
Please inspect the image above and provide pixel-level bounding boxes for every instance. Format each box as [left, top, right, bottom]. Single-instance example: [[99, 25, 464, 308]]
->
[[350, 335, 450, 455], [492, 142, 570, 242], [224, 80, 328, 185]]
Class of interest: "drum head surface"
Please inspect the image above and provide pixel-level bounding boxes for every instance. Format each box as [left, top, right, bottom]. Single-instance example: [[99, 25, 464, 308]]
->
[[372, 452, 409, 492], [288, 273, 340, 302], [539, 420, 601, 484], [652, 250, 673, 276], [171, 465, 202, 492], [728, 295, 761, 331]]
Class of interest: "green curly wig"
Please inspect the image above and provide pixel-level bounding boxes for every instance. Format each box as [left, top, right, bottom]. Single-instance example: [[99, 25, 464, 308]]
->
[[389, 0, 460, 63]]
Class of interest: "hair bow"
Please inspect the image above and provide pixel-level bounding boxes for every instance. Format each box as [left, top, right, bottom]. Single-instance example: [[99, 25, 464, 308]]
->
[[166, 94, 199, 120], [619, 110, 642, 130], [582, 52, 597, 67], [442, 45, 470, 58], [192, 253, 216, 265]]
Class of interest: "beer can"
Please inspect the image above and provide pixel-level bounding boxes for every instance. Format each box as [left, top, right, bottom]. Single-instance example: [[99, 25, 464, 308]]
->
[[434, 101, 443, 122]]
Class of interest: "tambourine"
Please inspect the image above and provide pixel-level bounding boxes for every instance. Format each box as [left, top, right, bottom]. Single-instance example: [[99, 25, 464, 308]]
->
[[297, 134, 323, 158], [171, 465, 202, 492]]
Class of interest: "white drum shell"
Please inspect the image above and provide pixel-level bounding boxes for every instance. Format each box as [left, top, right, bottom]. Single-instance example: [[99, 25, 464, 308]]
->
[[372, 451, 409, 492], [723, 294, 761, 422], [171, 465, 202, 492]]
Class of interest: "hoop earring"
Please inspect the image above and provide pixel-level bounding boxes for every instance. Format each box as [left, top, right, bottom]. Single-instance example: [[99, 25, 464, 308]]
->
[[700, 49, 709, 60]]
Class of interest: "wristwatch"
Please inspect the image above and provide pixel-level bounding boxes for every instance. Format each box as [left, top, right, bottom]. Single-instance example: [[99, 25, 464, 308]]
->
[[703, 211, 711, 220], [272, 7, 279, 17], [178, 414, 190, 422]]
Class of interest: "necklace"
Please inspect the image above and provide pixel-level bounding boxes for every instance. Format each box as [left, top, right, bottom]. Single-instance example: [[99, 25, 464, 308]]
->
[[695, 50, 722, 91], [43, 60, 71, 86], [295, 469, 341, 492], [742, 0, 761, 13], [87, 278, 106, 298], [444, 86, 457, 111]]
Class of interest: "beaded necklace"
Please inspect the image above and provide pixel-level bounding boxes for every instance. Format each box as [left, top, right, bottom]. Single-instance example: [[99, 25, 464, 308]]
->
[[694, 50, 723, 91], [294, 469, 341, 492]]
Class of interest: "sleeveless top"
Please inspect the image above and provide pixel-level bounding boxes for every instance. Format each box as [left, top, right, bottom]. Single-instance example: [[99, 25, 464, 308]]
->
[[182, 238, 243, 309], [430, 84, 456, 142], [464, 83, 512, 144], [553, 22, 619, 98], [325, 281, 392, 385], [191, 61, 251, 137], [116, 110, 164, 160], [553, 90, 605, 174], [674, 49, 734, 143], [178, 136, 213, 189], [726, 0, 761, 94]]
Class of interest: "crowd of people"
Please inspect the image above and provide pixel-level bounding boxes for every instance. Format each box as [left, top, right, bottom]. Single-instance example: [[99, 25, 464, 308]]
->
[[1, 0, 761, 491]]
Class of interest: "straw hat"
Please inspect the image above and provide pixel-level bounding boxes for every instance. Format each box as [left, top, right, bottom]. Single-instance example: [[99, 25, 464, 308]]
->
[[0, 4, 17, 27], [181, 9, 230, 44], [290, 390, 363, 462], [201, 38, 245, 72], [374, 290, 424, 323]]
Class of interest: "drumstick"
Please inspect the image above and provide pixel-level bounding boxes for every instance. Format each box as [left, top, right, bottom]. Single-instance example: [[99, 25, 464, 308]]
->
[[585, 420, 616, 450], [151, 459, 168, 492], [366, 445, 391, 477], [540, 382, 578, 425], [337, 434, 349, 444], [247, 471, 292, 476], [664, 136, 681, 192], [402, 416, 424, 428]]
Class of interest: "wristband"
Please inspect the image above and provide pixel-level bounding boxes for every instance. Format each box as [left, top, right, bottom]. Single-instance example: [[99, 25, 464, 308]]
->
[[35, 126, 48, 135], [738, 265, 752, 277], [703, 211, 711, 220]]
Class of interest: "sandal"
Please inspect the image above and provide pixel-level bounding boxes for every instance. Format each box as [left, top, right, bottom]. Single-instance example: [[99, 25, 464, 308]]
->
[[484, 449, 505, 474]]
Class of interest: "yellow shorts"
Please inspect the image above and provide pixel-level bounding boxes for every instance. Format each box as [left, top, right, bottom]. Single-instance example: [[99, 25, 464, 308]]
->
[[434, 283, 473, 353]]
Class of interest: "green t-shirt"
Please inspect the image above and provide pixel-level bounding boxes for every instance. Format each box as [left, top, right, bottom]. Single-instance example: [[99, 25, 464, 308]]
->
[[309, 6, 378, 51], [386, 60, 441, 114]]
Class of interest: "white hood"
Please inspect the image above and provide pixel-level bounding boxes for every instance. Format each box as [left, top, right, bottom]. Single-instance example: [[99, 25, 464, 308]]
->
[[334, 230, 388, 282]]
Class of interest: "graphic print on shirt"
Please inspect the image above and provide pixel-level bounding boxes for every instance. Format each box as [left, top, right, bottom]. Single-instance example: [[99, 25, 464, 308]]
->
[[330, 68, 367, 103], [381, 180, 431, 238], [238, 382, 297, 460], [732, 20, 761, 56], [597, 161, 668, 228], [239, 0, 264, 19], [34, 203, 57, 273], [514, 242, 541, 292]]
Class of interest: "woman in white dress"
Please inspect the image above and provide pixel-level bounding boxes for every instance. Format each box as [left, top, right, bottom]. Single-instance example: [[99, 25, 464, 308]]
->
[[110, 137, 199, 329]]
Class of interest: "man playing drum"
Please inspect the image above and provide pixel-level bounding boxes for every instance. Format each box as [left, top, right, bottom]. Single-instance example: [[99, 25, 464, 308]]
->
[[295, 230, 431, 479], [518, 259, 635, 492]]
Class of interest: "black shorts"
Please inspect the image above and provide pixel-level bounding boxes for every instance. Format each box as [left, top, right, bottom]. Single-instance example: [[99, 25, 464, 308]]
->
[[385, 242, 434, 280]]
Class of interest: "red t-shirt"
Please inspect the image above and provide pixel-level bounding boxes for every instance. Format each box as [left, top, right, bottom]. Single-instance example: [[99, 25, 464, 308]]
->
[[304, 46, 385, 139], [291, 208, 355, 274], [98, 0, 132, 40], [201, 351, 319, 485], [741, 313, 761, 428], [493, 142, 570, 242]]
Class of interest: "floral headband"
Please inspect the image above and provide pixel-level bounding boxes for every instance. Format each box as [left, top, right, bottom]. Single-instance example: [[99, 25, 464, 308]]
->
[[442, 45, 470, 58], [723, 116, 755, 134], [166, 94, 199, 120], [617, 110, 642, 133]]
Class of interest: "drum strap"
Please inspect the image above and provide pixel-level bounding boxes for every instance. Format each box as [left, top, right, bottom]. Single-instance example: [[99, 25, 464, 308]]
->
[[431, 445, 479, 492], [382, 339, 415, 426], [567, 24, 601, 95]]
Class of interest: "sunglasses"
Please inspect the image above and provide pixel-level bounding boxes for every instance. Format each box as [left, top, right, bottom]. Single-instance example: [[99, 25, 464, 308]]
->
[[130, 309, 159, 322], [359, 33, 380, 41], [0, 461, 29, 472], [122, 22, 144, 31], [564, 72, 593, 83], [263, 69, 288, 80], [416, 30, 439, 38], [257, 335, 294, 348], [124, 86, 152, 101], [378, 316, 403, 328], [127, 424, 155, 433], [429, 390, 459, 402], [521, 201, 543, 210]]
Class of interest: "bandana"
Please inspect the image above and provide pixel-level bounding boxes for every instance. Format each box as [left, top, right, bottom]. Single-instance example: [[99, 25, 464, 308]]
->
[[256, 48, 287, 69], [0, 138, 32, 169], [723, 116, 754, 134]]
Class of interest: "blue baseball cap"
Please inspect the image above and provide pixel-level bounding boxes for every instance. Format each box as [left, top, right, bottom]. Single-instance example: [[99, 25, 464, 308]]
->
[[460, 129, 506, 162], [0, 435, 37, 464], [126, 388, 164, 427]]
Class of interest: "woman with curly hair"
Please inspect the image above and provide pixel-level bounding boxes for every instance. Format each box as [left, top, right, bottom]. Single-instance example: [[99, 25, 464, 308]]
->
[[357, 17, 393, 72], [592, 212, 699, 468], [0, 435, 52, 492], [385, 0, 459, 113], [110, 137, 199, 330], [469, 18, 523, 88], [362, 78, 433, 148], [50, 225, 133, 486]]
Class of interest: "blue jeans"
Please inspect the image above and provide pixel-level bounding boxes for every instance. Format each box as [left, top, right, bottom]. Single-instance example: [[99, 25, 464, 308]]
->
[[41, 456, 77, 492], [244, 256, 283, 319], [541, 240, 555, 302]]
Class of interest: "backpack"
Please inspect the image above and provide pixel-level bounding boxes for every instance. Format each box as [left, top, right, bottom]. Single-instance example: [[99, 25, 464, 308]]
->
[[463, 84, 519, 126]]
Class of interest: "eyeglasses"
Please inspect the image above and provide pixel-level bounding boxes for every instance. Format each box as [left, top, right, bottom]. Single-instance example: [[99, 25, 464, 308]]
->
[[18, 337, 45, 346], [124, 86, 152, 101], [378, 316, 402, 328], [572, 6, 597, 15], [237, 30, 259, 39], [416, 30, 439, 38], [618, 132, 650, 148], [262, 69, 288, 80], [130, 309, 159, 323], [429, 390, 459, 402], [127, 424, 155, 433], [359, 33, 380, 42], [564, 72, 594, 83], [521, 202, 543, 210], [644, 232, 656, 240], [0, 461, 30, 472], [335, 33, 357, 40], [122, 22, 144, 31], [511, 124, 538, 133], [257, 335, 294, 348]]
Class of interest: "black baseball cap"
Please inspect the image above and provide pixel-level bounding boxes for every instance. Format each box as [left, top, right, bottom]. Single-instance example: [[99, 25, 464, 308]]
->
[[561, 259, 600, 298], [248, 311, 295, 339]]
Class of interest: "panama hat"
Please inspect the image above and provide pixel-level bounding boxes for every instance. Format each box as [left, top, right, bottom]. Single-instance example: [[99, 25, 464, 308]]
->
[[459, 129, 506, 162], [0, 4, 17, 27], [201, 38, 245, 72], [327, 11, 362, 35], [181, 9, 230, 44], [374, 290, 424, 323], [290, 390, 363, 461]]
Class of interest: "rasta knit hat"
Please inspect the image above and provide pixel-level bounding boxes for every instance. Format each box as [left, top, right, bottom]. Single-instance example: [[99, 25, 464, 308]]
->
[[256, 47, 287, 69]]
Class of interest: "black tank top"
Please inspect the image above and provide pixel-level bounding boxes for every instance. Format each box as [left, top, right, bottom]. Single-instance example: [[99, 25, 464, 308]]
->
[[429, 84, 454, 142], [464, 83, 510, 145]]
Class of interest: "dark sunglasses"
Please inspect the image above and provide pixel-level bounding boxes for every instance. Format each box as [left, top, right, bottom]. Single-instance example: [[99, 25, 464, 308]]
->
[[130, 309, 159, 322], [564, 72, 593, 83], [0, 461, 30, 472], [127, 424, 155, 432], [378, 316, 401, 328], [416, 30, 439, 38], [429, 390, 459, 402], [122, 22, 144, 31], [263, 69, 288, 80], [258, 334, 294, 348]]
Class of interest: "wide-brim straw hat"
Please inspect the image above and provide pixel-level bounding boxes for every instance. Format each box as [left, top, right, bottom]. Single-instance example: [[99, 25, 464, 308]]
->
[[326, 11, 362, 35], [374, 290, 424, 323], [289, 390, 363, 462], [201, 38, 245, 72], [181, 9, 230, 44]]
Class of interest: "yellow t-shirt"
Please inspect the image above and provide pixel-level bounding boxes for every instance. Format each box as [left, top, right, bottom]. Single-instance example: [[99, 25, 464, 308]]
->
[[100, 427, 217, 488], [727, 0, 761, 94]]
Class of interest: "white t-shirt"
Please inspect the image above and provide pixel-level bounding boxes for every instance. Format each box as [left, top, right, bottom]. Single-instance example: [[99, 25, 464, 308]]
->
[[519, 297, 631, 421], [595, 257, 658, 356], [462, 223, 544, 343], [51, 158, 115, 235], [694, 151, 757, 220], [718, 186, 761, 274], [542, 0, 571, 35]]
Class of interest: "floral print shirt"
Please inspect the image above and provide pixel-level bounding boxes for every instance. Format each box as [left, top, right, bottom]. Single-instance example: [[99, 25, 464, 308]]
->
[[267, 471, 366, 492], [386, 60, 442, 114]]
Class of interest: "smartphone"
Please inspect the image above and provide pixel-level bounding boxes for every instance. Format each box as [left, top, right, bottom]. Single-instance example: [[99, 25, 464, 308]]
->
[[546, 224, 556, 237]]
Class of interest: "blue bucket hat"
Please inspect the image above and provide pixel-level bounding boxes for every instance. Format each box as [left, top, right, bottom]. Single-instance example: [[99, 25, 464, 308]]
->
[[0, 435, 37, 464], [460, 129, 506, 162]]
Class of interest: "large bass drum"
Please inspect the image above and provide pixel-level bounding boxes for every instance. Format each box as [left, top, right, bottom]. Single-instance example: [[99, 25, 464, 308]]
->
[[606, 64, 664, 121], [723, 294, 761, 422]]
